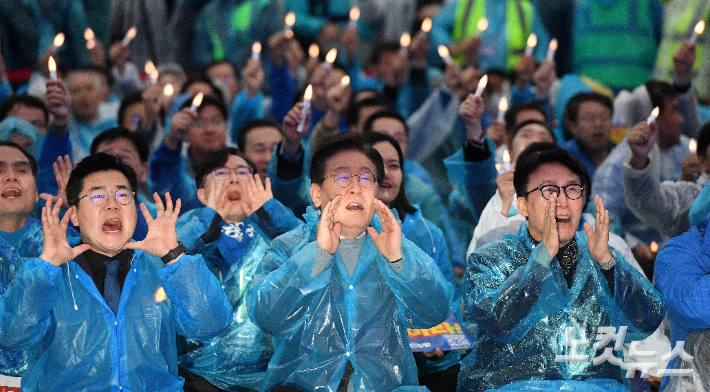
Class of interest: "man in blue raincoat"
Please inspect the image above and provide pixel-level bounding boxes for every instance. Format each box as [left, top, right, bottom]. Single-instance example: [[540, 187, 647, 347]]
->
[[248, 133, 455, 392], [458, 146, 665, 391], [0, 153, 231, 392]]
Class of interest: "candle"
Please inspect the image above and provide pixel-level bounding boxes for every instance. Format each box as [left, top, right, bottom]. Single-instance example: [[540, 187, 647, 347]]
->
[[502, 150, 511, 171], [163, 83, 174, 97], [349, 7, 360, 30], [297, 85, 313, 133], [495, 163, 502, 173], [690, 21, 705, 44], [48, 56, 57, 80], [324, 48, 337, 71], [340, 75, 350, 87], [252, 41, 262, 62], [438, 45, 453, 65], [646, 107, 659, 124], [149, 71, 159, 84], [497, 97, 508, 122], [399, 33, 411, 55], [190, 92, 204, 112], [421, 17, 432, 34], [154, 287, 167, 303], [285, 12, 296, 38], [524, 33, 537, 57], [144, 61, 155, 76], [53, 33, 65, 50], [690, 138, 697, 153], [546, 38, 558, 63], [122, 27, 137, 46], [650, 241, 659, 253], [474, 74, 488, 97], [309, 43, 319, 60], [84, 28, 96, 50], [477, 18, 488, 33]]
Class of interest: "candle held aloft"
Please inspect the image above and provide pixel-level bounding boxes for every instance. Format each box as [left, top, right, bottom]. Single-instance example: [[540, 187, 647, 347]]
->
[[163, 84, 174, 97], [252, 41, 262, 61], [190, 92, 204, 112], [324, 48, 337, 70], [497, 97, 508, 122], [546, 38, 558, 62], [646, 107, 660, 124], [690, 20, 705, 44], [650, 241, 659, 253], [502, 150, 511, 171], [477, 18, 488, 33], [144, 61, 156, 75], [309, 43, 319, 60], [122, 27, 137, 46], [48, 56, 57, 80], [524, 33, 537, 56], [53, 33, 65, 49], [474, 74, 488, 97], [340, 75, 350, 87], [421, 18, 432, 34], [84, 28, 96, 50], [690, 138, 697, 153], [399, 33, 411, 54], [150, 71, 159, 84], [284, 12, 295, 37], [349, 7, 360, 29], [297, 85, 313, 133], [438, 45, 453, 65]]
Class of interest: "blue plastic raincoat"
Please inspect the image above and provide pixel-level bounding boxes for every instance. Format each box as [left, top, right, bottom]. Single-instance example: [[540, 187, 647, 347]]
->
[[248, 207, 454, 392], [458, 225, 665, 392], [0, 240, 232, 392], [176, 207, 280, 390]]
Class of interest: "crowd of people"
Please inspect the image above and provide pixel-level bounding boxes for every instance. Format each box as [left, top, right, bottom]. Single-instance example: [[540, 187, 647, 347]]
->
[[1, 0, 710, 391]]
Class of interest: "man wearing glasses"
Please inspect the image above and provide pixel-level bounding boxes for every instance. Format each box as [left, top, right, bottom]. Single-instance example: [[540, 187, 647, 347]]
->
[[249, 133, 455, 392], [0, 153, 231, 391], [457, 146, 665, 391]]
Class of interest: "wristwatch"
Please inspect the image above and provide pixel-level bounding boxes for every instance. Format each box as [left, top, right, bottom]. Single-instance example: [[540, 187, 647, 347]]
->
[[161, 241, 186, 264]]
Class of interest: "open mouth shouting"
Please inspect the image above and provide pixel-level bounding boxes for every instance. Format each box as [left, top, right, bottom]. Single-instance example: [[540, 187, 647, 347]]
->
[[227, 190, 242, 202], [556, 215, 571, 224], [1, 188, 22, 199], [345, 202, 364, 211], [102, 218, 123, 233]]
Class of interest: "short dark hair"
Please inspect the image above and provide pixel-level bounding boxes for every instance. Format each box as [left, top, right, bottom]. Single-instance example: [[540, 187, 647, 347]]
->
[[195, 147, 257, 189], [346, 95, 391, 127], [363, 131, 416, 219], [67, 153, 138, 207], [504, 101, 548, 135], [697, 121, 710, 158], [0, 140, 38, 179], [90, 127, 150, 163], [180, 76, 226, 108], [236, 118, 283, 152], [369, 41, 401, 66], [204, 60, 237, 77], [564, 92, 613, 125], [362, 109, 409, 136], [645, 80, 678, 115], [0, 95, 49, 125], [513, 143, 591, 204], [117, 90, 144, 129], [310, 133, 385, 189], [511, 119, 556, 142], [179, 93, 228, 120]]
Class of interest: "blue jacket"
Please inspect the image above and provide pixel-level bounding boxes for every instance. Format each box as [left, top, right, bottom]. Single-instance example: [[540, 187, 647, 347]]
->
[[458, 225, 665, 391], [149, 141, 202, 213], [0, 242, 231, 392], [248, 207, 455, 391]]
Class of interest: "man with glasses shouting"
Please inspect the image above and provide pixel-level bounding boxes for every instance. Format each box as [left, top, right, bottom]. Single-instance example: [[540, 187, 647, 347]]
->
[[0, 153, 231, 391], [249, 133, 455, 392], [457, 146, 666, 392]]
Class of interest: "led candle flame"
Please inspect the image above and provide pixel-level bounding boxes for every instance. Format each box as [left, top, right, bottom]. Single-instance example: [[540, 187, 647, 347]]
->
[[84, 28, 96, 50], [495, 163, 502, 173], [309, 43, 319, 59], [53, 33, 65, 49], [650, 241, 659, 253], [421, 18, 432, 33], [349, 7, 360, 29], [497, 97, 508, 122], [252, 41, 262, 61], [647, 107, 660, 124], [48, 56, 57, 80], [524, 33, 537, 56], [474, 74, 488, 97], [163, 83, 174, 97], [438, 45, 453, 65], [690, 138, 697, 153], [324, 48, 337, 70], [155, 287, 167, 302], [144, 60, 156, 75], [87, 40, 96, 50], [399, 33, 411, 54], [690, 21, 706, 44], [122, 27, 137, 46], [190, 92, 204, 112], [297, 85, 313, 133], [285, 12, 295, 37], [150, 70, 158, 84], [340, 75, 350, 87], [546, 38, 558, 62], [477, 18, 488, 33], [503, 150, 511, 171]]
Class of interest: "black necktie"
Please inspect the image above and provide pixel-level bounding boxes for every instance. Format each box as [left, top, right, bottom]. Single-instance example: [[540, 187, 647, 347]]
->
[[103, 260, 120, 314]]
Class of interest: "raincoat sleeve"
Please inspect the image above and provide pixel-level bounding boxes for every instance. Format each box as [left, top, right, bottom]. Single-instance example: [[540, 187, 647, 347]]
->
[[465, 240, 570, 343], [159, 254, 232, 340], [0, 259, 62, 352], [251, 198, 304, 239]]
